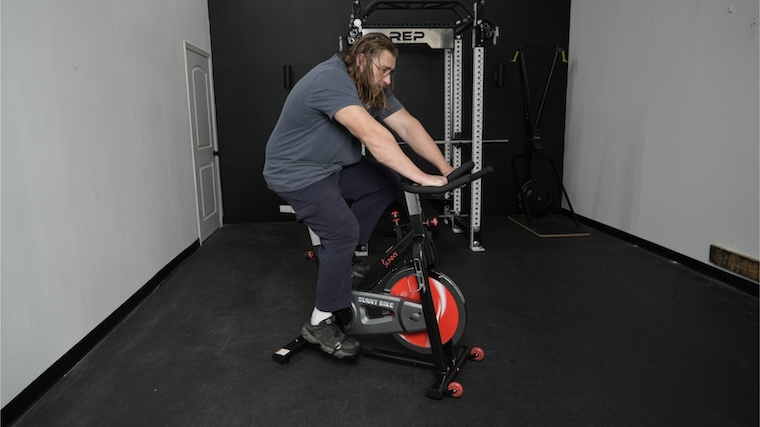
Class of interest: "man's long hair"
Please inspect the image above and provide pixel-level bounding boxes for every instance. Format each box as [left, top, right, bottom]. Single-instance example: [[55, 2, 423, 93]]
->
[[341, 33, 398, 110]]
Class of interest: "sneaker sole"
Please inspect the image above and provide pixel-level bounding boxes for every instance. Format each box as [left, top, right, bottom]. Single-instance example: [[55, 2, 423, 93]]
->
[[301, 326, 360, 359]]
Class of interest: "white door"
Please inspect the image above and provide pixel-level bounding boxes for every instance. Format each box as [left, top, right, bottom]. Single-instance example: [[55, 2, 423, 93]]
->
[[185, 43, 222, 242]]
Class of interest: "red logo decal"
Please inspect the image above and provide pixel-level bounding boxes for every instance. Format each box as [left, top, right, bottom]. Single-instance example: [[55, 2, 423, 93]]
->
[[381, 251, 399, 268]]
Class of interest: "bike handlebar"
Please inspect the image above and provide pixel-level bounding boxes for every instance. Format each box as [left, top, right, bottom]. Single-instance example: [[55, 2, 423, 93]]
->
[[401, 161, 494, 194], [446, 160, 475, 181]]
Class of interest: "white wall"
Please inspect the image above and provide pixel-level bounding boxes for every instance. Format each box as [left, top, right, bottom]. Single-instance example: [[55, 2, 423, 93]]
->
[[1, 0, 213, 406], [564, 0, 759, 277]]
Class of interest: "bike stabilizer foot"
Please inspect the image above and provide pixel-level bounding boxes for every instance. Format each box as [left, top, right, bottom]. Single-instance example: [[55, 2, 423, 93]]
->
[[426, 344, 472, 399], [272, 335, 309, 364]]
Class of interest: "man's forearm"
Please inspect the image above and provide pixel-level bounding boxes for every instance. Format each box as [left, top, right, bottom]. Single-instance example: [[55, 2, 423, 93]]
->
[[402, 120, 454, 176]]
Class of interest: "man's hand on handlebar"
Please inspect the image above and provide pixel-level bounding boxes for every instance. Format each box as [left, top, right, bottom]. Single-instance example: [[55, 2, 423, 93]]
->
[[401, 162, 493, 195], [417, 174, 449, 187], [440, 164, 456, 178]]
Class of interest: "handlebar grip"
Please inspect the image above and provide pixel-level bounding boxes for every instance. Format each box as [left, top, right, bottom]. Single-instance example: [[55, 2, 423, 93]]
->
[[446, 160, 475, 182], [401, 165, 494, 194], [468, 165, 494, 182]]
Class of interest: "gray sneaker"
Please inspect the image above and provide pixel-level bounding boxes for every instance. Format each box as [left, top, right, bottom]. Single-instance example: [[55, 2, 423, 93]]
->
[[301, 316, 361, 359]]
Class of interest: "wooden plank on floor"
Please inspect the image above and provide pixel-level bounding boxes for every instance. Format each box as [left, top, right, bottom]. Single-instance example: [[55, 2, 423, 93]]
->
[[508, 214, 591, 238], [710, 244, 759, 282]]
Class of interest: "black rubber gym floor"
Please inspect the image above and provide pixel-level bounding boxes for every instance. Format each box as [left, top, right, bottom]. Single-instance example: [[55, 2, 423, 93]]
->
[[10, 217, 759, 426]]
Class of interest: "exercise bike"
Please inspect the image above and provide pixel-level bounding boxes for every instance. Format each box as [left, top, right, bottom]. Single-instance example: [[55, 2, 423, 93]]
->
[[273, 161, 493, 399]]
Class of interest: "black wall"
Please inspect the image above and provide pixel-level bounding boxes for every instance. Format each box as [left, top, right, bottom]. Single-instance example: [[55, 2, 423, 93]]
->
[[208, 1, 571, 223]]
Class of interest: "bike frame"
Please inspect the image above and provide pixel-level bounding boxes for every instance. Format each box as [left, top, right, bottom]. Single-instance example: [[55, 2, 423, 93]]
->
[[273, 161, 492, 399]]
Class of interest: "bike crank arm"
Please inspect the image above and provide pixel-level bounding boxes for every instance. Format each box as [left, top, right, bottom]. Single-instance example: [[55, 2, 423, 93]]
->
[[344, 291, 427, 336]]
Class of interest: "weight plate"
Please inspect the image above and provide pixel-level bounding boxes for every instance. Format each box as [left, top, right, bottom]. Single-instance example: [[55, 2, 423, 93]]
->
[[518, 180, 554, 217]]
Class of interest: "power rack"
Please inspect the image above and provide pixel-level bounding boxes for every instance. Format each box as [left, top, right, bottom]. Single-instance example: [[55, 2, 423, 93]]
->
[[343, 0, 501, 251]]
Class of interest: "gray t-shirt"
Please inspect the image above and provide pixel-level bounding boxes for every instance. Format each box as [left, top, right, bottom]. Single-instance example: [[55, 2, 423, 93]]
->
[[263, 54, 403, 193]]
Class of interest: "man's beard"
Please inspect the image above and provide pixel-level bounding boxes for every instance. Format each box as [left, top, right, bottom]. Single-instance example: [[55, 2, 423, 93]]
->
[[371, 84, 385, 99]]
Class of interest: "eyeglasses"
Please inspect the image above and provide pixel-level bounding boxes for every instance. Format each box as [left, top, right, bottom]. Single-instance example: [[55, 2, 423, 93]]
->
[[372, 61, 395, 77]]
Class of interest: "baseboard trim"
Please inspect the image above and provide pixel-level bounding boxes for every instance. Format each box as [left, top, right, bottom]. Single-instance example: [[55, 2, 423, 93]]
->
[[1, 240, 200, 426], [567, 211, 759, 299]]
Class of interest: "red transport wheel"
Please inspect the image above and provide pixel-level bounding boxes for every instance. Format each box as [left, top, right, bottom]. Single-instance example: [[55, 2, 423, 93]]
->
[[447, 381, 464, 398], [470, 346, 485, 361], [386, 267, 467, 354]]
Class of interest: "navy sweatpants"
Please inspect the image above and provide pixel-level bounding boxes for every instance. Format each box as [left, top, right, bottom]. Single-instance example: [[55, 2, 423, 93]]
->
[[277, 157, 400, 312]]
